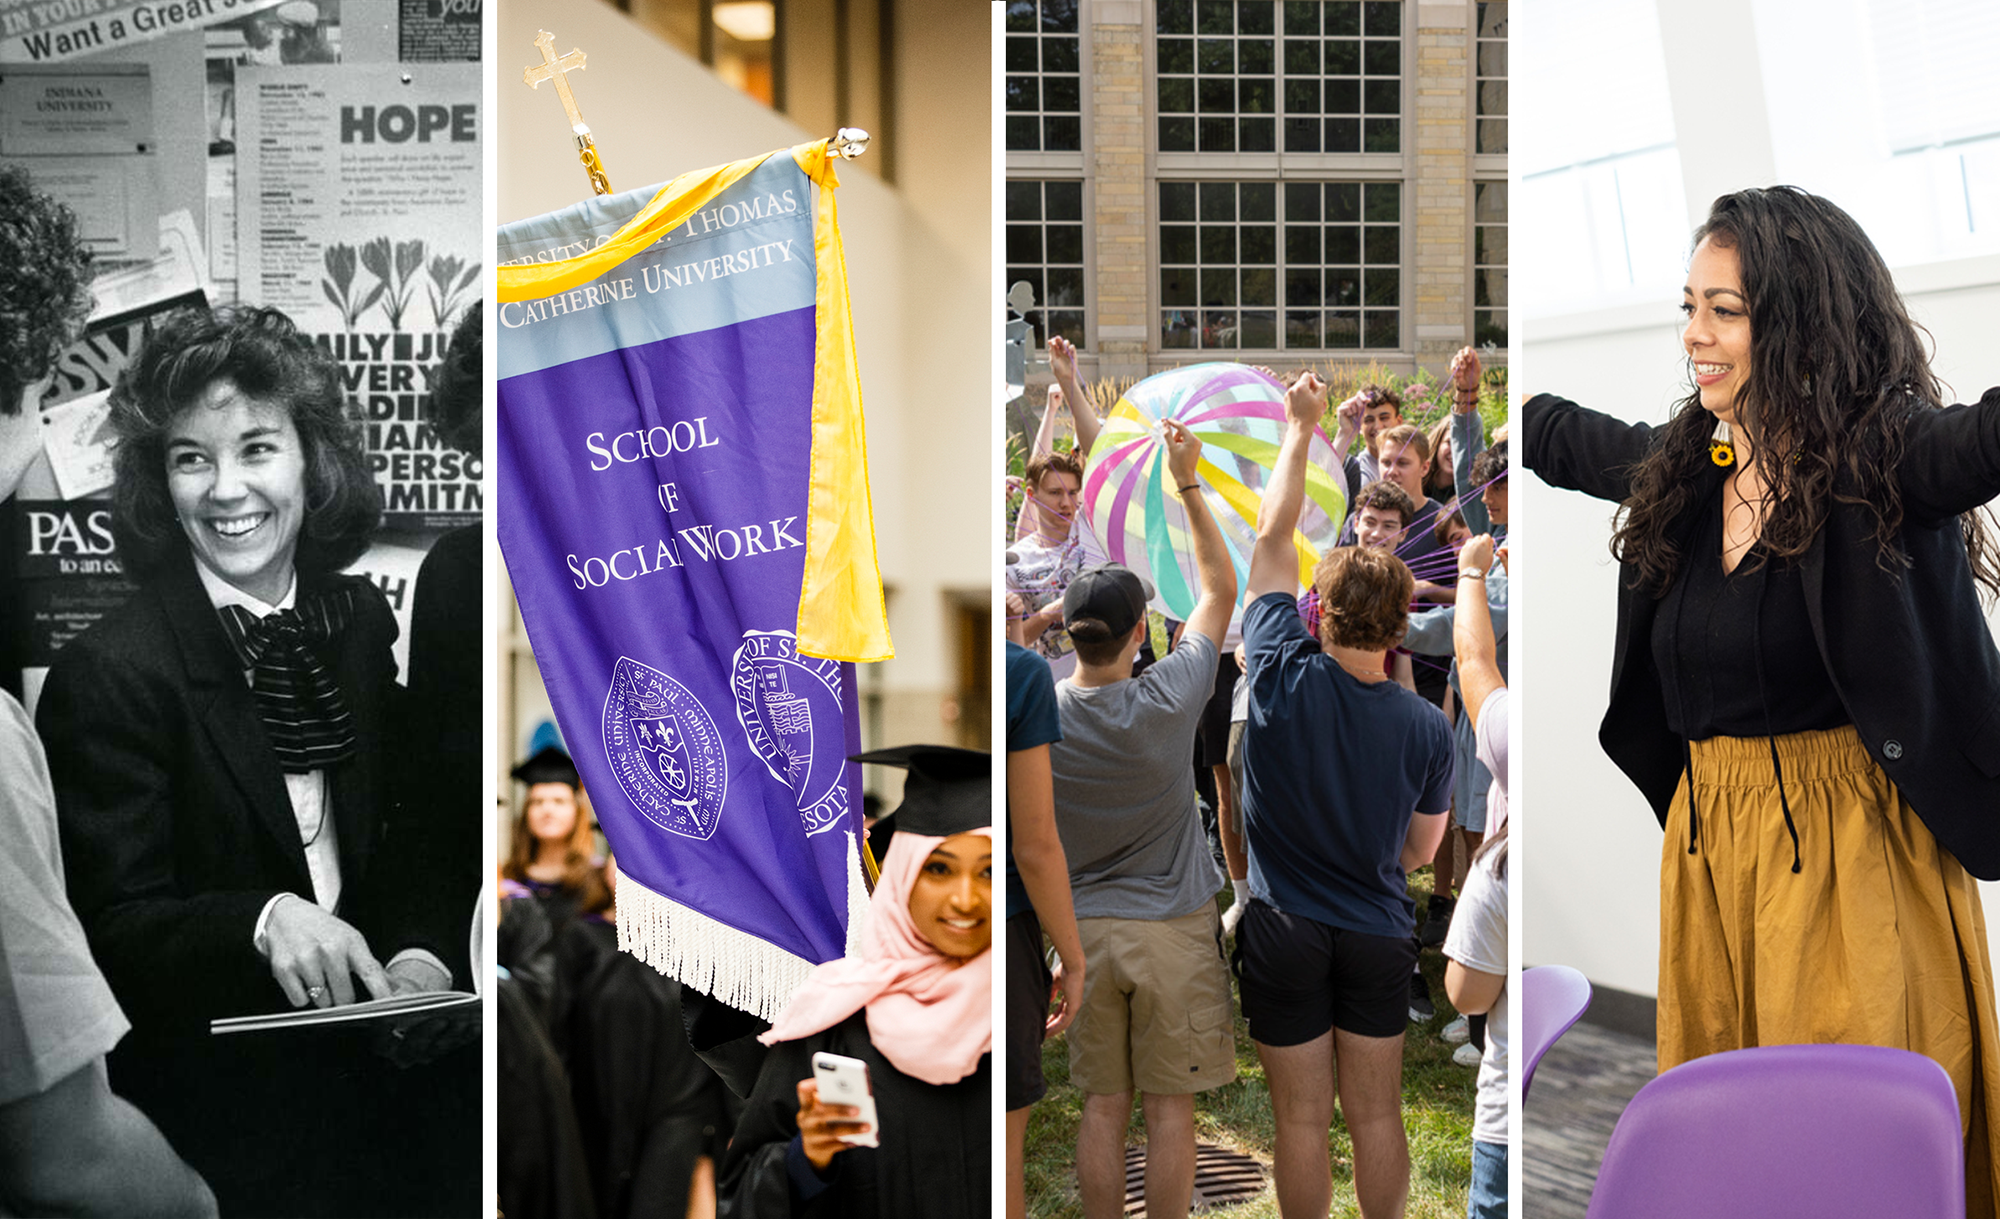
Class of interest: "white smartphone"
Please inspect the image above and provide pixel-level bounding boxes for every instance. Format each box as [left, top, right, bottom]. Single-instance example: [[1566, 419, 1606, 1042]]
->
[[811, 1051, 880, 1148]]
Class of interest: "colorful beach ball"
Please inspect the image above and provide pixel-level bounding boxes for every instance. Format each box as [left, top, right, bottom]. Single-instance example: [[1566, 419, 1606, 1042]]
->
[[1081, 363, 1344, 626]]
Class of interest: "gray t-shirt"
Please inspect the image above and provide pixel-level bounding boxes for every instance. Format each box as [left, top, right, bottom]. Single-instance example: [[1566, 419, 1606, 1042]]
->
[[1051, 632, 1226, 920]]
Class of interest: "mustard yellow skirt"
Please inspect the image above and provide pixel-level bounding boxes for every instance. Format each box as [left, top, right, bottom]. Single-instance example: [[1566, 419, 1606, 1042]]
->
[[1660, 725, 2000, 1219]]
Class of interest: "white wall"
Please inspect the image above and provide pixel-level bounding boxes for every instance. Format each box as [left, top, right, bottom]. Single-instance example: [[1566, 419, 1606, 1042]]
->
[[1516, 307, 1683, 998], [1519, 0, 2000, 999], [495, 0, 990, 772]]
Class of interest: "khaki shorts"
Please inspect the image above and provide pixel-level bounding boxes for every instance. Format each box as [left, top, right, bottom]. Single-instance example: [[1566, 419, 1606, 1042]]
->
[[1069, 904, 1238, 1096]]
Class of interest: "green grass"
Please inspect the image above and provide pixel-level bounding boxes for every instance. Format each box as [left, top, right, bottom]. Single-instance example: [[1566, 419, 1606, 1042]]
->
[[1023, 876, 1476, 1219]]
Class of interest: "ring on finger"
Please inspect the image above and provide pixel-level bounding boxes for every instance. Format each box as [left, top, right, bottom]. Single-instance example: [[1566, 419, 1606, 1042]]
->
[[307, 984, 326, 1000]]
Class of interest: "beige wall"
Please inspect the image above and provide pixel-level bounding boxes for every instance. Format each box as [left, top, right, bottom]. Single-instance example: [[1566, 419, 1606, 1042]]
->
[[1412, 4, 1470, 365]]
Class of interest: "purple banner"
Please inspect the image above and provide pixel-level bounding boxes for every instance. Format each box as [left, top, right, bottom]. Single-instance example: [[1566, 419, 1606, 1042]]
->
[[497, 160, 864, 1015]]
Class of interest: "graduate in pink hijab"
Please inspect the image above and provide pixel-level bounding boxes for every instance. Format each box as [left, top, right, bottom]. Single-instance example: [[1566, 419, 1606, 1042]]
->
[[718, 745, 992, 1219]]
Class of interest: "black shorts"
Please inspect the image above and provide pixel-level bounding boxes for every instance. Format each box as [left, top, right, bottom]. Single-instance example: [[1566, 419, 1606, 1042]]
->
[[1232, 899, 1416, 1043], [1005, 911, 1054, 1110], [1197, 649, 1241, 769]]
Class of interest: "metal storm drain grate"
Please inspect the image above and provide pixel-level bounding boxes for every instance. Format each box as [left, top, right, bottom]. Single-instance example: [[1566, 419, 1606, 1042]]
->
[[1121, 1141, 1270, 1213]]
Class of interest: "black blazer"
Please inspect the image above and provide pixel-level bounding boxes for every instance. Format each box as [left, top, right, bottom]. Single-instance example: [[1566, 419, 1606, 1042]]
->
[[37, 547, 407, 1032], [1524, 391, 2000, 879], [37, 546, 481, 1216], [35, 548, 427, 1213]]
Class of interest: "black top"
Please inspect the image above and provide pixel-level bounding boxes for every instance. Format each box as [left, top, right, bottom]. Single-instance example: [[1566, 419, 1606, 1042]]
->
[[391, 522, 485, 985], [499, 977, 599, 1219], [718, 1012, 990, 1218], [1651, 500, 1847, 740], [1523, 392, 2000, 879], [560, 916, 742, 1219]]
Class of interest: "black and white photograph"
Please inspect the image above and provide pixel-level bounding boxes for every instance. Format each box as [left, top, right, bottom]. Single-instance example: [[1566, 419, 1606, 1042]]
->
[[0, 0, 484, 1211]]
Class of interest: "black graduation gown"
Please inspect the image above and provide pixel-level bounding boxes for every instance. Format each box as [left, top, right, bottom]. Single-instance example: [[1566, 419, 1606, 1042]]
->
[[395, 523, 484, 986], [506, 878, 589, 1041], [499, 976, 599, 1219], [499, 890, 561, 1028], [717, 1012, 990, 1219], [560, 916, 744, 1219]]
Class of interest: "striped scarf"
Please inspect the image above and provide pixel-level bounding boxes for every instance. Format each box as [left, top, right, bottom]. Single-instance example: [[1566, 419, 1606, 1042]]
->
[[216, 587, 358, 773]]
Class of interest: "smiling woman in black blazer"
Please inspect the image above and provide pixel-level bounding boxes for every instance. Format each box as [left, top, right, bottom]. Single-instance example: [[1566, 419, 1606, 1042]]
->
[[36, 306, 460, 1217], [1526, 186, 2000, 1216]]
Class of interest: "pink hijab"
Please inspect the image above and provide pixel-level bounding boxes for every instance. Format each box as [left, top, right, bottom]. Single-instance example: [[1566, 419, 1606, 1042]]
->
[[759, 828, 993, 1085]]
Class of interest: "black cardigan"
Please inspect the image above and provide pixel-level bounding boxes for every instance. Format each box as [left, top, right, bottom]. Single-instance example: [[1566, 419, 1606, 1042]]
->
[[1523, 391, 2000, 878]]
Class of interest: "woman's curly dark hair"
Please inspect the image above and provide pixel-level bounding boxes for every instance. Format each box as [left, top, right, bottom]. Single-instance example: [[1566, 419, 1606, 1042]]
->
[[1611, 186, 2000, 600], [1, 165, 96, 416], [428, 300, 482, 458], [109, 305, 381, 577]]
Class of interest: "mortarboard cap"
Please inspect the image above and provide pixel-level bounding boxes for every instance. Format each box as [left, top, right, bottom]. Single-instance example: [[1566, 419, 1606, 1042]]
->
[[511, 745, 580, 789], [849, 744, 991, 838]]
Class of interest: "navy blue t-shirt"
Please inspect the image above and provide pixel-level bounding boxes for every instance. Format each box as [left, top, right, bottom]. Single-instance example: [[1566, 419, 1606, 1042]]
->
[[1239, 591, 1455, 937], [1005, 641, 1062, 919]]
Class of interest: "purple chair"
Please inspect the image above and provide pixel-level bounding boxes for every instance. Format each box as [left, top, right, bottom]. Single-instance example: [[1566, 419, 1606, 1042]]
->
[[1520, 964, 1591, 1098], [1584, 1044, 1965, 1219]]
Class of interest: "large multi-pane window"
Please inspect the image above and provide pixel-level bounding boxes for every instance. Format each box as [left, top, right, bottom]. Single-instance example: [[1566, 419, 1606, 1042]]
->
[[1475, 2, 1506, 154], [1160, 182, 1276, 350], [1155, 0, 1276, 152], [1006, 0, 1083, 152], [1284, 0, 1402, 153], [1159, 179, 1399, 351], [1287, 180, 1400, 348], [1008, 180, 1088, 349], [1473, 180, 1506, 346], [1156, 0, 1402, 155]]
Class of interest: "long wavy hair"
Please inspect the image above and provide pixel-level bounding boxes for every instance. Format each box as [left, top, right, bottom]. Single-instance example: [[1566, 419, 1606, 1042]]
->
[[502, 782, 608, 907], [1423, 417, 1456, 499], [1611, 186, 2000, 600]]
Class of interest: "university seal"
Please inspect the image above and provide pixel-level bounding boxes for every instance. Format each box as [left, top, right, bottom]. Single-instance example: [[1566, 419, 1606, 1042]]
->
[[730, 629, 849, 836], [601, 656, 729, 840]]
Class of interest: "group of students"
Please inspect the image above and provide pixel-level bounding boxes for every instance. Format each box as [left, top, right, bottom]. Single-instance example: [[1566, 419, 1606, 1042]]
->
[[498, 742, 998, 1219], [497, 746, 743, 1219], [1004, 342, 1512, 1219]]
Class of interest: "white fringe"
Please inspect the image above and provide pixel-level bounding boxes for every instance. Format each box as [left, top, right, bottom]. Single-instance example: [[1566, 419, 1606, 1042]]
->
[[845, 829, 870, 958], [616, 867, 821, 1023], [613, 838, 874, 1023]]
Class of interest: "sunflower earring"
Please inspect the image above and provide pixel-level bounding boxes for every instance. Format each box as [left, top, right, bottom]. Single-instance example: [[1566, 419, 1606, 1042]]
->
[[1710, 419, 1736, 467]]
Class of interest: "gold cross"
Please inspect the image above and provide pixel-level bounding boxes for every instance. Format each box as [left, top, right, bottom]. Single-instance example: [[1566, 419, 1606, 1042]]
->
[[523, 30, 611, 196]]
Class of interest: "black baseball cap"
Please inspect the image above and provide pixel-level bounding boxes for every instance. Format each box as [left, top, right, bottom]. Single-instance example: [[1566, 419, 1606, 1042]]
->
[[1062, 563, 1155, 638]]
